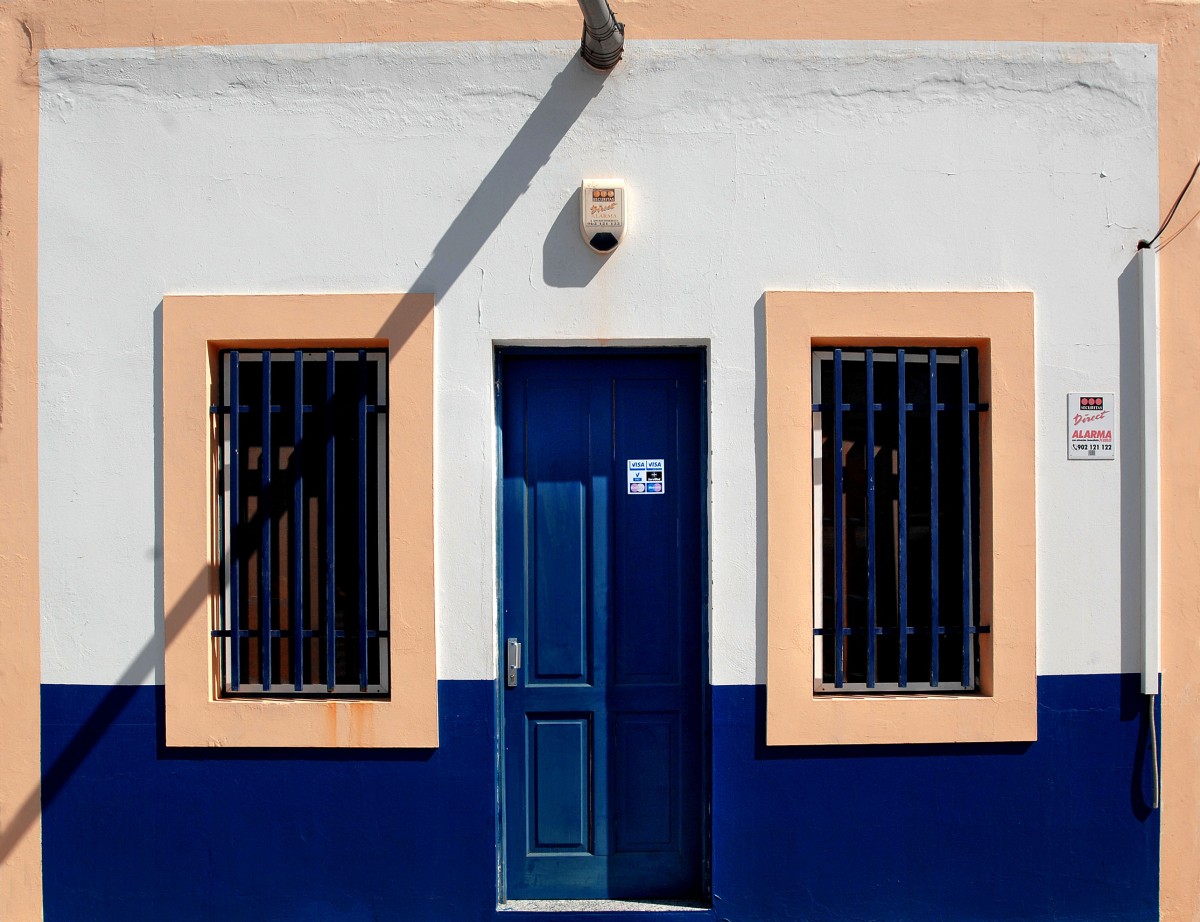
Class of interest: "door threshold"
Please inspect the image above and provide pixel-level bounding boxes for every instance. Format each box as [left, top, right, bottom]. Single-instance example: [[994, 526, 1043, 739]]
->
[[499, 899, 709, 913]]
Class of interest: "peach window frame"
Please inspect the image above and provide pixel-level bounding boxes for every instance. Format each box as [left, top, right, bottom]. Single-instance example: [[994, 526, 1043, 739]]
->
[[162, 293, 437, 748], [765, 291, 1036, 745]]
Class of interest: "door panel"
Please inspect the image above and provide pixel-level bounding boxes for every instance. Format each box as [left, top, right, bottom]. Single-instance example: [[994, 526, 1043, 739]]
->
[[501, 352, 705, 901], [612, 713, 678, 852], [527, 381, 591, 683], [528, 716, 590, 851]]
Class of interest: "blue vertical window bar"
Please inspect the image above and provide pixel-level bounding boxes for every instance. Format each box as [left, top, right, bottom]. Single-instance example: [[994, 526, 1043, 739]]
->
[[864, 351, 879, 688], [813, 347, 986, 692], [959, 350, 974, 688], [831, 350, 846, 689], [213, 348, 391, 696], [324, 351, 338, 692], [896, 348, 910, 688], [356, 350, 370, 692], [290, 351, 305, 691], [260, 352, 274, 691], [226, 352, 243, 691], [928, 349, 941, 687]]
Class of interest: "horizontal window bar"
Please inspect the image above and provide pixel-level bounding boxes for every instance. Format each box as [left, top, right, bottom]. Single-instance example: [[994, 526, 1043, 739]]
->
[[815, 682, 975, 694], [813, 349, 967, 365], [814, 625, 990, 636], [229, 685, 389, 696], [812, 402, 988, 413], [212, 630, 390, 639], [211, 404, 387, 414]]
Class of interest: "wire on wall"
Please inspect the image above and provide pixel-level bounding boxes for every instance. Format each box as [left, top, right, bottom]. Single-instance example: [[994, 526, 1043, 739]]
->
[[1139, 157, 1200, 251], [1148, 695, 1160, 810]]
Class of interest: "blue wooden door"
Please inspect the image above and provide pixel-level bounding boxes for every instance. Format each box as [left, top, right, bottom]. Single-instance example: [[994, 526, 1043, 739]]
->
[[500, 352, 706, 900]]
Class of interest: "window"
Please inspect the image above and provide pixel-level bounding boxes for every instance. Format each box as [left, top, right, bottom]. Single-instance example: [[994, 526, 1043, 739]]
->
[[765, 291, 1036, 745], [162, 293, 436, 748], [813, 347, 984, 693], [215, 349, 389, 696]]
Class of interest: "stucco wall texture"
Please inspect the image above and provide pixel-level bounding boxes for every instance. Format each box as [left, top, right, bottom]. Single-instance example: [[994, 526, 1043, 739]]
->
[[38, 40, 1156, 686]]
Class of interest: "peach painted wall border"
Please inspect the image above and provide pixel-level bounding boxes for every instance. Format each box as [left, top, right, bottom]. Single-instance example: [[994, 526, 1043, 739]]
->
[[765, 291, 1036, 745], [0, 13, 42, 922], [2, 0, 1198, 917], [162, 294, 437, 748]]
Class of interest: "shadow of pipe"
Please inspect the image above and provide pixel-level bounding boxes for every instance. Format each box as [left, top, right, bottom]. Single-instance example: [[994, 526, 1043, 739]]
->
[[381, 55, 607, 339]]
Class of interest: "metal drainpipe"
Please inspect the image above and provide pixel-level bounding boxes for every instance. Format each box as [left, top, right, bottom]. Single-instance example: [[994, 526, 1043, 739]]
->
[[577, 0, 624, 71], [1138, 245, 1162, 810]]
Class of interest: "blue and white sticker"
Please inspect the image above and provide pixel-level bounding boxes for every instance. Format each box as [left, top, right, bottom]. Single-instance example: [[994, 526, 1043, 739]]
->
[[627, 458, 665, 494]]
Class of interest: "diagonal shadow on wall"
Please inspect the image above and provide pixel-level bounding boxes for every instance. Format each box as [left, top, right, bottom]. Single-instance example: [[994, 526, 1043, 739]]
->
[[0, 52, 607, 865], [385, 56, 607, 333]]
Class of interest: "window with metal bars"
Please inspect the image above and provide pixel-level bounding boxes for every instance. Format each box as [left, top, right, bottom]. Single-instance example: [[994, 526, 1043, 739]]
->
[[214, 349, 390, 696], [813, 347, 987, 692]]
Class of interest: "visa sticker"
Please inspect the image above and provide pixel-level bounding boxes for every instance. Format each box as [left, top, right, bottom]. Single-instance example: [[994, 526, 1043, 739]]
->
[[627, 459, 665, 495]]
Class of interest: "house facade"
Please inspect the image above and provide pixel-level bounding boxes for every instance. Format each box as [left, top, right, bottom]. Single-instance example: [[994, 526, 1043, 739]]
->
[[2, 1, 1199, 919]]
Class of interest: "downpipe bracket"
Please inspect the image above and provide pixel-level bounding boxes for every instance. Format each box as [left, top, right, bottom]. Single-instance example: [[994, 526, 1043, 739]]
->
[[577, 0, 624, 71]]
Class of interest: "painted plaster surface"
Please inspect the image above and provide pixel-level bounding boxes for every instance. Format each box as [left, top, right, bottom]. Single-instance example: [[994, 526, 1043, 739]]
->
[[38, 40, 1155, 685], [40, 677, 1158, 921]]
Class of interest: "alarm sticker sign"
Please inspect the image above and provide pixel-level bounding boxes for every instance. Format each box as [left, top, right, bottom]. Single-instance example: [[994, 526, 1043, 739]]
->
[[627, 459, 665, 494], [1067, 393, 1115, 460]]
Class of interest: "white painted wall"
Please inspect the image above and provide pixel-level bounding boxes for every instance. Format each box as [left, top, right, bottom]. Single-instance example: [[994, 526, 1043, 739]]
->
[[38, 40, 1157, 686]]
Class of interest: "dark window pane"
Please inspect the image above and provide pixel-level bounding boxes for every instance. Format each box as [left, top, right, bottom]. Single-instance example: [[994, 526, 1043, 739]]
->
[[216, 349, 390, 697], [814, 347, 982, 693]]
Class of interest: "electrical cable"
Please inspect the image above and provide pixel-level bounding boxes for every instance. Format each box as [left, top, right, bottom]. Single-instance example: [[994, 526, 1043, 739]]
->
[[1148, 693, 1160, 811], [1140, 157, 1200, 250], [1156, 205, 1200, 252]]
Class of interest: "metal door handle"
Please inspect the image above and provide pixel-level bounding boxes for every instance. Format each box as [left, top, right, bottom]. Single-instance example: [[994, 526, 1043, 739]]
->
[[506, 638, 522, 687]]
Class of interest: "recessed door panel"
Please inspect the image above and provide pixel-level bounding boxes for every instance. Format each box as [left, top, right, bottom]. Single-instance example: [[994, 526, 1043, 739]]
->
[[528, 716, 590, 852], [613, 713, 678, 853], [500, 352, 706, 901], [527, 382, 590, 683]]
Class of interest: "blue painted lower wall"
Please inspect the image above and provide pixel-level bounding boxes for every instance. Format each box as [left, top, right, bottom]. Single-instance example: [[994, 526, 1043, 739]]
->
[[41, 675, 1158, 921]]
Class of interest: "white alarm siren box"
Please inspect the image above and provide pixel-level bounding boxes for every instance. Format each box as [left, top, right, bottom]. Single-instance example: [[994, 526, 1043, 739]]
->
[[580, 178, 627, 253]]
